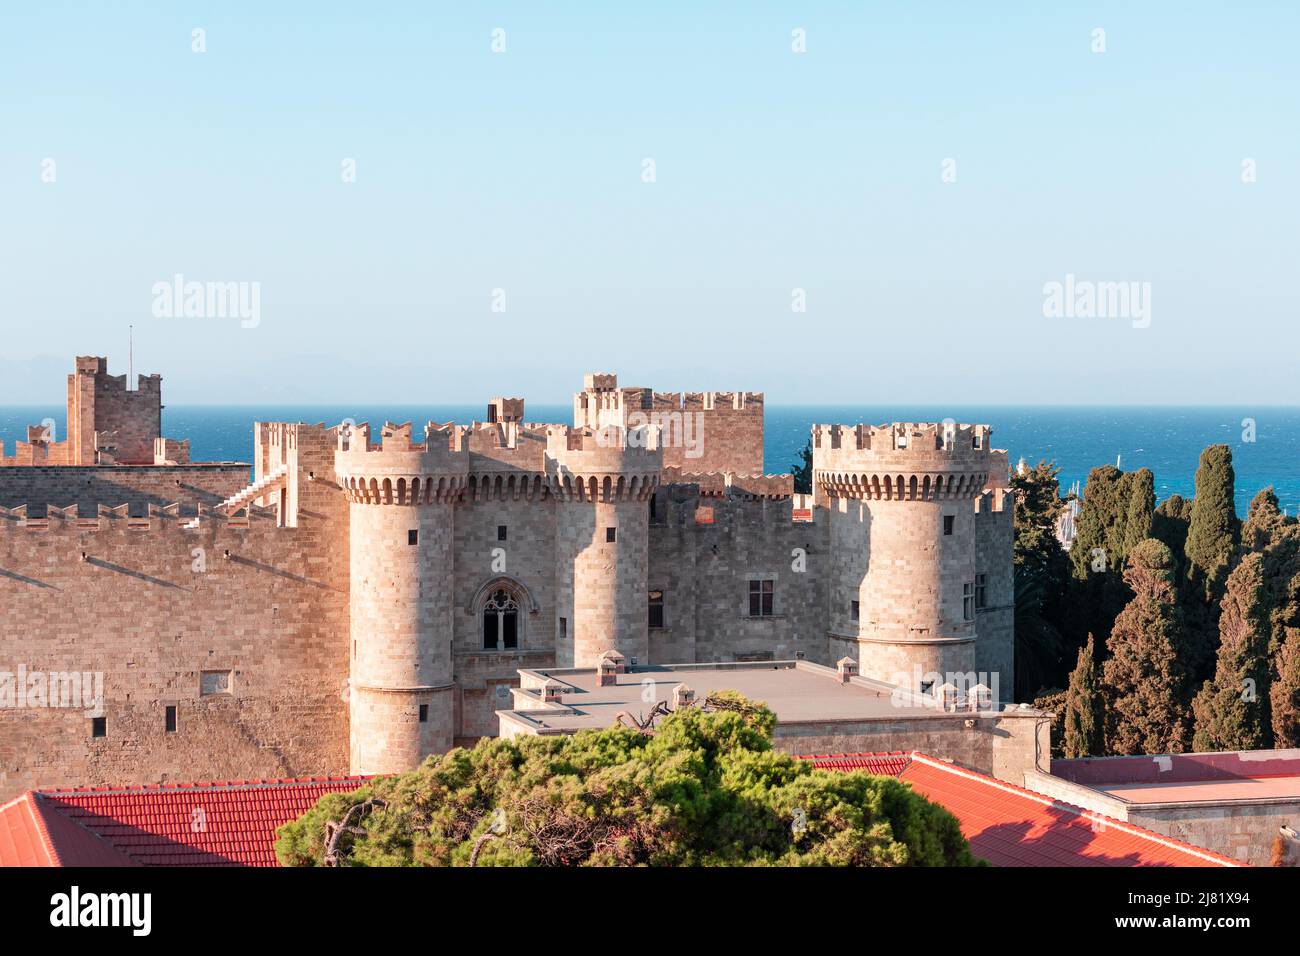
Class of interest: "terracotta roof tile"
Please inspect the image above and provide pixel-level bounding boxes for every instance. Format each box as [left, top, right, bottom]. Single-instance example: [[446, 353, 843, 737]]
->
[[801, 751, 1242, 867], [1, 776, 372, 868]]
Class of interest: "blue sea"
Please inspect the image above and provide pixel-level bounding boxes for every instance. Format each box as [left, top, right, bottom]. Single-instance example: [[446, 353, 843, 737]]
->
[[2, 405, 1297, 517]]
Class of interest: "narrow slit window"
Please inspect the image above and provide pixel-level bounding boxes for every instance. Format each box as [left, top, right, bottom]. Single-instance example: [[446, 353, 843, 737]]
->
[[165, 705, 177, 733], [648, 590, 665, 629]]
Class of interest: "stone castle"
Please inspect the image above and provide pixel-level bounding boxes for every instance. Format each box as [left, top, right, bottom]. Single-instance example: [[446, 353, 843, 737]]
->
[[0, 356, 1014, 798]]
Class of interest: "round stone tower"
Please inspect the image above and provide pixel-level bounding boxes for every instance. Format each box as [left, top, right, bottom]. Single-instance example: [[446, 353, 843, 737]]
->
[[334, 421, 468, 775], [547, 424, 661, 668], [814, 422, 1001, 692]]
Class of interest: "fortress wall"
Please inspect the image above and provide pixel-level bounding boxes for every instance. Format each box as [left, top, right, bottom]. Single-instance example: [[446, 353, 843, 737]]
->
[[0, 509, 350, 803], [975, 489, 1016, 695], [655, 391, 765, 476], [0, 465, 250, 517], [648, 493, 830, 665], [451, 493, 559, 740]]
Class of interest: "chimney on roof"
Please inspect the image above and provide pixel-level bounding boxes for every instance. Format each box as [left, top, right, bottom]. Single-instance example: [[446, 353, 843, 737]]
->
[[541, 679, 564, 704], [836, 657, 858, 684], [672, 683, 695, 709], [597, 650, 626, 687], [968, 683, 992, 712]]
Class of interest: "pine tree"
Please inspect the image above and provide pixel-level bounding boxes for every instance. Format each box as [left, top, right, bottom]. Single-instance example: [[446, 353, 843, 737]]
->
[[1102, 539, 1191, 755], [1063, 636, 1106, 757], [1191, 554, 1272, 751]]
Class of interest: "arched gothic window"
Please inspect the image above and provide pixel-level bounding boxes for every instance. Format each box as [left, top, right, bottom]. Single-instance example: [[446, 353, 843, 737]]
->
[[482, 589, 519, 650]]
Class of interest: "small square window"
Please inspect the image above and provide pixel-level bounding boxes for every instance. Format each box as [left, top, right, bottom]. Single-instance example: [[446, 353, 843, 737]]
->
[[200, 670, 232, 696], [497, 525, 507, 541], [408, 529, 419, 546], [91, 716, 106, 738], [606, 527, 616, 543], [418, 704, 429, 723], [943, 515, 955, 536], [165, 705, 177, 733]]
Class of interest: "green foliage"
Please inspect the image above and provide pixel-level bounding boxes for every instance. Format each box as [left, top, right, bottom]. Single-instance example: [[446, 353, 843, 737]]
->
[[1063, 636, 1106, 758], [1242, 487, 1285, 554], [1070, 465, 1125, 582], [1185, 444, 1239, 604], [1102, 539, 1192, 755], [1120, 469, 1156, 558], [1272, 630, 1300, 748], [1031, 688, 1067, 759], [275, 696, 981, 867], [1191, 554, 1273, 751], [1009, 461, 1071, 698], [790, 438, 813, 495], [1152, 494, 1193, 577]]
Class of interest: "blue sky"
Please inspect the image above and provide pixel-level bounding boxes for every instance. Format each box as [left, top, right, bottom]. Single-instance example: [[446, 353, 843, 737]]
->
[[1, 1, 1297, 404]]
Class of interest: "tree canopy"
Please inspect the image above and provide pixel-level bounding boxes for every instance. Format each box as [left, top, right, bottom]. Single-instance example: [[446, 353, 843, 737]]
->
[[276, 693, 979, 867]]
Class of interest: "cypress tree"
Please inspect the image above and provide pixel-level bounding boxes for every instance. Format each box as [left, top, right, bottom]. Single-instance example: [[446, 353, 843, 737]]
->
[[1185, 444, 1239, 605], [1191, 554, 1272, 751], [1272, 629, 1300, 748], [1152, 494, 1194, 575], [1242, 486, 1284, 554], [1102, 539, 1191, 755], [1121, 468, 1155, 558], [1062, 635, 1106, 757], [1070, 465, 1125, 581]]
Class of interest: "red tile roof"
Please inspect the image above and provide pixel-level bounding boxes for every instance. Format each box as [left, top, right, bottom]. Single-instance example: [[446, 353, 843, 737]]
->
[[801, 751, 1243, 867], [0, 777, 370, 868]]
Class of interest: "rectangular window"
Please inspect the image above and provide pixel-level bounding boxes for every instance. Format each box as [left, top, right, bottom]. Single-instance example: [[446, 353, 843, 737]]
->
[[943, 515, 955, 536], [418, 704, 428, 723], [850, 599, 860, 622], [963, 582, 975, 622], [200, 670, 232, 696], [559, 617, 567, 640], [165, 705, 177, 733], [975, 573, 987, 610], [648, 590, 664, 629], [91, 716, 106, 738], [748, 579, 774, 617], [497, 525, 507, 541], [408, 528, 419, 546], [606, 526, 616, 543]]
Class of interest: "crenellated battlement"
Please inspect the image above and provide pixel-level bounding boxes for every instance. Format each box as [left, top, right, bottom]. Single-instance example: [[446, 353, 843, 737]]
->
[[662, 468, 794, 500], [0, 499, 282, 532], [813, 422, 1008, 501], [544, 425, 662, 502]]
